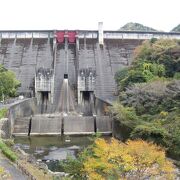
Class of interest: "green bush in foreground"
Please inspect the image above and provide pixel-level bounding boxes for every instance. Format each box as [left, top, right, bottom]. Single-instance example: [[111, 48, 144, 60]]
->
[[0, 139, 17, 162], [0, 108, 8, 119]]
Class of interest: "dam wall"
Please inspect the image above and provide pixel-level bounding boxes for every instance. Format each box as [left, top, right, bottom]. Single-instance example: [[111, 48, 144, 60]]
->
[[3, 28, 180, 136], [0, 30, 180, 109], [78, 38, 142, 102], [8, 98, 37, 135], [0, 37, 53, 96]]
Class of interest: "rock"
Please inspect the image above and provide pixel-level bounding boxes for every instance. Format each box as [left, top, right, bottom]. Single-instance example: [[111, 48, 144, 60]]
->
[[67, 145, 80, 150], [49, 146, 58, 151], [43, 148, 75, 161], [38, 162, 48, 170], [16, 147, 29, 157], [27, 155, 36, 164]]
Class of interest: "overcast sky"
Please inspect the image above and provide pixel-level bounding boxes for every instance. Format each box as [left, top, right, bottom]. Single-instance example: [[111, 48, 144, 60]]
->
[[0, 0, 179, 31]]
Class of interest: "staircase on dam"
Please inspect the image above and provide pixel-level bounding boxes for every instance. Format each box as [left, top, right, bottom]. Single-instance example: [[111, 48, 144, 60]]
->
[[95, 44, 116, 101], [78, 39, 138, 102], [94, 39, 143, 102], [13, 117, 30, 135]]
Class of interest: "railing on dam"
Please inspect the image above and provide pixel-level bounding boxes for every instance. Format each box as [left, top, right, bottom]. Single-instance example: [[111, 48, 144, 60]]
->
[[0, 30, 180, 40]]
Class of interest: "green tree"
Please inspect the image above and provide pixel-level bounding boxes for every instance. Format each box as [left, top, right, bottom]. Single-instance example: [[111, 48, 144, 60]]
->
[[0, 65, 20, 101], [113, 38, 180, 160]]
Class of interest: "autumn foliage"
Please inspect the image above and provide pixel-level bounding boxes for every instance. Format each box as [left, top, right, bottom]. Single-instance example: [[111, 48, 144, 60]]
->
[[82, 138, 175, 180]]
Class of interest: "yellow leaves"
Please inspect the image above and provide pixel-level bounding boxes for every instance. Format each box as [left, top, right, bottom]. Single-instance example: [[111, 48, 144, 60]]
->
[[160, 111, 168, 117], [143, 63, 151, 70], [83, 138, 175, 179], [87, 171, 105, 180], [152, 39, 178, 54], [0, 167, 4, 174]]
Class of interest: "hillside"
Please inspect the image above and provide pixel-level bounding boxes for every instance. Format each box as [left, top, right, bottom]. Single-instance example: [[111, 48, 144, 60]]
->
[[171, 24, 180, 32], [119, 22, 157, 32], [114, 39, 180, 160]]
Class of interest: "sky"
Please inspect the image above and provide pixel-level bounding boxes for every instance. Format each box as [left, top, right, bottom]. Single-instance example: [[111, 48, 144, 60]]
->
[[0, 0, 179, 31]]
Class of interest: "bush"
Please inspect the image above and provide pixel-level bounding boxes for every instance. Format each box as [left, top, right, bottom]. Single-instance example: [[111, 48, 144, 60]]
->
[[130, 122, 169, 145], [174, 72, 180, 79], [4, 139, 15, 147], [0, 139, 17, 162], [0, 108, 8, 119], [110, 102, 140, 128], [119, 80, 180, 115]]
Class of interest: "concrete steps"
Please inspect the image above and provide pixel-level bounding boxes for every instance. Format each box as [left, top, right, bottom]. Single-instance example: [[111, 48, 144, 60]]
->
[[94, 44, 116, 99], [13, 118, 30, 135]]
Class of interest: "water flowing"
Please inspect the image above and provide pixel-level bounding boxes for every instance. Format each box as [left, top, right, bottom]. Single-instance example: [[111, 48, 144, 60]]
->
[[58, 79, 75, 113]]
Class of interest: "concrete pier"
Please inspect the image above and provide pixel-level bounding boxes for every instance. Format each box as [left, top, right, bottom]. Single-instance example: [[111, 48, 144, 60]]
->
[[64, 116, 94, 135]]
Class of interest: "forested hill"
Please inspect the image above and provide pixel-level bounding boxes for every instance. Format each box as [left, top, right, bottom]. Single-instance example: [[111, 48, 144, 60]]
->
[[171, 24, 180, 32], [119, 22, 157, 31], [113, 39, 180, 160]]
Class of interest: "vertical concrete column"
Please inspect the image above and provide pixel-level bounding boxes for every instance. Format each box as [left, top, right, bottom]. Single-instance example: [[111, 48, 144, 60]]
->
[[53, 30, 57, 69], [75, 31, 79, 78], [76, 32, 80, 104], [0, 33, 2, 45], [31, 33, 34, 47], [14, 33, 17, 44], [51, 30, 57, 104], [98, 22, 104, 45], [50, 72, 55, 104]]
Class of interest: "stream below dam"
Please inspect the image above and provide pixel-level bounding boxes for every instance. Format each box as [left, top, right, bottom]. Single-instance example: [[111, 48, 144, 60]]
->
[[14, 135, 100, 172], [13, 135, 180, 177]]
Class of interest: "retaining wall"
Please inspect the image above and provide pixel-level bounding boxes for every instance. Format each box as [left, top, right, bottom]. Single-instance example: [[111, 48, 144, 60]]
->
[[8, 98, 37, 136]]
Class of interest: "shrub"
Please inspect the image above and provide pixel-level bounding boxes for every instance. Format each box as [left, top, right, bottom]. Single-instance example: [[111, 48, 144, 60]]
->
[[130, 122, 169, 146], [0, 139, 17, 162], [0, 108, 8, 119], [110, 102, 140, 128], [174, 72, 180, 79]]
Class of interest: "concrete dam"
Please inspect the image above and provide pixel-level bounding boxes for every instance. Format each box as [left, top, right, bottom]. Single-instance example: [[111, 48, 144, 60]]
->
[[1, 23, 180, 135]]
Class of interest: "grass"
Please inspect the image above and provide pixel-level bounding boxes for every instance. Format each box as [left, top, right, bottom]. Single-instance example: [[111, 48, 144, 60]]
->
[[0, 108, 8, 119], [0, 139, 17, 162]]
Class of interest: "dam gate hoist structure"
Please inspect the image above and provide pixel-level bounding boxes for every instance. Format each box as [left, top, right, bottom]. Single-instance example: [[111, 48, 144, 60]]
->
[[1, 23, 180, 135]]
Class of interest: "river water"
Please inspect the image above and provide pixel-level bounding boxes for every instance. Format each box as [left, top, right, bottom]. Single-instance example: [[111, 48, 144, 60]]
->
[[14, 136, 93, 171]]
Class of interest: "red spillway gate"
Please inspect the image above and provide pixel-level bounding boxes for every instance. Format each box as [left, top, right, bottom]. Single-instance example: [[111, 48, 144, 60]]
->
[[56, 31, 76, 43], [56, 32, 65, 43], [67, 32, 76, 43]]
